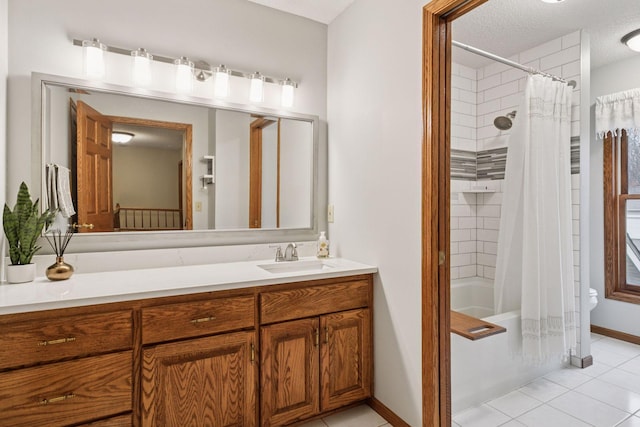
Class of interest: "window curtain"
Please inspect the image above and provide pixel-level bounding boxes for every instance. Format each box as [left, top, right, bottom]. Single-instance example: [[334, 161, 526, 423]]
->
[[494, 74, 576, 364], [596, 88, 640, 138]]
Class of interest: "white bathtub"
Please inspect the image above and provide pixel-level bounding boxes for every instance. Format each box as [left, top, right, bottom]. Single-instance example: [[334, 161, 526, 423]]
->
[[450, 277, 565, 413]]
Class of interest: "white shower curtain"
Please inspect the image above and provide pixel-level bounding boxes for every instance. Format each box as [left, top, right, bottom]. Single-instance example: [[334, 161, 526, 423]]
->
[[493, 74, 577, 363]]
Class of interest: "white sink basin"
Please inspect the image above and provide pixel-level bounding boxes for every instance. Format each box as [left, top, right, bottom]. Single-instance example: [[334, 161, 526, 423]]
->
[[258, 259, 336, 274]]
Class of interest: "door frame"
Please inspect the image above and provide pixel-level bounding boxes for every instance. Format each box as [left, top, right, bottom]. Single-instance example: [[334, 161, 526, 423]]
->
[[421, 1, 489, 426], [106, 115, 194, 230]]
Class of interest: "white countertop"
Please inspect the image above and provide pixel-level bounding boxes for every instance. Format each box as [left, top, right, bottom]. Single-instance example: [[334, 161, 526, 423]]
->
[[0, 257, 377, 315]]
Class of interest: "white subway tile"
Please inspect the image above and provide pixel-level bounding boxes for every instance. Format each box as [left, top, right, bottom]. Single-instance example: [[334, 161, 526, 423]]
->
[[571, 189, 580, 202], [484, 266, 496, 280], [459, 88, 476, 104], [520, 38, 562, 64], [478, 73, 502, 92], [451, 241, 459, 255], [478, 135, 510, 151], [452, 125, 474, 139], [478, 99, 503, 116], [459, 265, 477, 278], [562, 31, 581, 49], [483, 60, 512, 78], [571, 120, 580, 137], [451, 205, 471, 217], [459, 241, 476, 254], [470, 253, 477, 265], [459, 63, 477, 80], [451, 180, 470, 192], [470, 229, 477, 241], [452, 61, 461, 76], [500, 93, 521, 111], [478, 125, 501, 140], [477, 68, 484, 80], [471, 80, 477, 92], [451, 229, 471, 242], [477, 91, 485, 104], [451, 87, 460, 101], [540, 45, 581, 70], [484, 81, 519, 102], [573, 250, 580, 266], [459, 217, 476, 229], [460, 193, 478, 205], [501, 67, 525, 85], [484, 242, 498, 255], [478, 253, 497, 267], [452, 100, 473, 115], [453, 112, 476, 128], [574, 266, 580, 281], [562, 60, 581, 79], [483, 218, 500, 230], [451, 253, 472, 267], [572, 219, 579, 235], [452, 75, 473, 91], [478, 204, 501, 218], [477, 241, 484, 252], [478, 229, 499, 243], [572, 205, 580, 220], [450, 217, 460, 230], [450, 267, 460, 280], [571, 174, 580, 188], [483, 192, 503, 205], [573, 235, 580, 249], [451, 137, 476, 152], [477, 217, 484, 229]]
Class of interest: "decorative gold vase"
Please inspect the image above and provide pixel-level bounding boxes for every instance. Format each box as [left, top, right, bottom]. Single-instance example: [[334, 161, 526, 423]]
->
[[46, 256, 74, 281]]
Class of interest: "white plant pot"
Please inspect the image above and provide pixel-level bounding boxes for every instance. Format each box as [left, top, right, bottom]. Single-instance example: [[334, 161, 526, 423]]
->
[[6, 263, 36, 284]]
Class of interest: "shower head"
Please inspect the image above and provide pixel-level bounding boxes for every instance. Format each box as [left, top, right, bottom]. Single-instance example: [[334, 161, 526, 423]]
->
[[494, 110, 517, 131]]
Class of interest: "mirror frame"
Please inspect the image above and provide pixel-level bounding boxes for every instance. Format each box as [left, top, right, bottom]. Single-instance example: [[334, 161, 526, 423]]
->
[[32, 72, 323, 253]]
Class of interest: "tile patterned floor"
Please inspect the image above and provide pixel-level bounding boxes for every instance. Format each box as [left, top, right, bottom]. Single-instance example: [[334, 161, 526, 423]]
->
[[453, 333, 640, 426], [297, 404, 391, 427]]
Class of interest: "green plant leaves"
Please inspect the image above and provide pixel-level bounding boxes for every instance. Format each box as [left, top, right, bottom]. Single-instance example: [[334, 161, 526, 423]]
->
[[2, 182, 56, 265]]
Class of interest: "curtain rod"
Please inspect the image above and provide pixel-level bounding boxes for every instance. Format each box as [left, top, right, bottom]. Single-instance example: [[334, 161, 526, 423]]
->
[[452, 40, 576, 88]]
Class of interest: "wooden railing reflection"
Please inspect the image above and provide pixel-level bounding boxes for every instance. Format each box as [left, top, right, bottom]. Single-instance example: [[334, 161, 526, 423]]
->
[[114, 203, 183, 231]]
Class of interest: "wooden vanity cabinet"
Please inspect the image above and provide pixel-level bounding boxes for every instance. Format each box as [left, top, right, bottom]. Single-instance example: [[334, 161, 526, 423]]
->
[[259, 278, 372, 426], [140, 294, 258, 427]]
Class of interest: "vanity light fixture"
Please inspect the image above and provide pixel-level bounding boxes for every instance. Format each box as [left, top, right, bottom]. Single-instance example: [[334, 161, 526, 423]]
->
[[112, 131, 134, 144], [131, 48, 153, 87], [174, 57, 195, 93], [73, 38, 299, 101], [249, 72, 265, 103], [622, 29, 640, 52], [82, 38, 106, 78], [213, 64, 231, 98], [281, 78, 295, 108]]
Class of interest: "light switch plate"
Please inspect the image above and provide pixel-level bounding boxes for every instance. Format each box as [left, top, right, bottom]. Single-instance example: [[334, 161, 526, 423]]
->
[[328, 204, 334, 223]]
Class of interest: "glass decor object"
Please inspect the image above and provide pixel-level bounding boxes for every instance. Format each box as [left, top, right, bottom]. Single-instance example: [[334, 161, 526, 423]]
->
[[174, 56, 194, 93], [249, 71, 265, 103], [281, 78, 295, 108], [131, 48, 153, 86], [213, 64, 231, 98], [82, 38, 107, 78]]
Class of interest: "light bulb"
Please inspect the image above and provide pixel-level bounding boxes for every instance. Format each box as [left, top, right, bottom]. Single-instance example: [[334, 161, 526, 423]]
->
[[131, 48, 152, 87], [175, 57, 194, 93], [249, 72, 264, 103], [214, 65, 230, 98], [82, 38, 106, 78], [281, 78, 295, 108]]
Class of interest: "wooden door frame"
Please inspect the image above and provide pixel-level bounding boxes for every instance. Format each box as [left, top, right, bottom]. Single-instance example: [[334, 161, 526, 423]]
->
[[249, 118, 277, 229], [106, 116, 194, 230], [422, 1, 489, 426]]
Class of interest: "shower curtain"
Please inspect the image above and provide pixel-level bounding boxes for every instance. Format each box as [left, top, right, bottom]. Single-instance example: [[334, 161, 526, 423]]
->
[[493, 74, 577, 363]]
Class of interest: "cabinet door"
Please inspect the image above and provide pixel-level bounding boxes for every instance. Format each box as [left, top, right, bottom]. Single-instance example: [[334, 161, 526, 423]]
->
[[142, 331, 257, 427], [260, 318, 319, 426], [320, 308, 371, 411]]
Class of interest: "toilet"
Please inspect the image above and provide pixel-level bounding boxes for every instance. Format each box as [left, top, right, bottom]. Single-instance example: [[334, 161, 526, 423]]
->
[[589, 288, 599, 311]]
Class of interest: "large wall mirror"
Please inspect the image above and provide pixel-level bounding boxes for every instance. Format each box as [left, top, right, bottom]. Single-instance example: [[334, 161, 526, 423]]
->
[[33, 73, 321, 252]]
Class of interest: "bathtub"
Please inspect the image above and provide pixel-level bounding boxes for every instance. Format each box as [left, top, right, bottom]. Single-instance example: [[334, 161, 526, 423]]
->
[[450, 277, 565, 413]]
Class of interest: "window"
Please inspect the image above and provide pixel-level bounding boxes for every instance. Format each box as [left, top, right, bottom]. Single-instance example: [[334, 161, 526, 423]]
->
[[604, 130, 640, 302]]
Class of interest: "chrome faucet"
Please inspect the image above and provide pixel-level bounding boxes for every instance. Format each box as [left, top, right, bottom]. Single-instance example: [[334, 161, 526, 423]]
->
[[283, 243, 298, 261]]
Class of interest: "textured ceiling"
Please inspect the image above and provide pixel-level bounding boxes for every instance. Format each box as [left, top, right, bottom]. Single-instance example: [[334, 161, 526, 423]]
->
[[250, 0, 640, 71], [453, 0, 640, 70]]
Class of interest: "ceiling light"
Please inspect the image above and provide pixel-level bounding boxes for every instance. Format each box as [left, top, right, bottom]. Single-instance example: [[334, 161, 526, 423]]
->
[[281, 78, 295, 108], [622, 29, 640, 52], [213, 64, 230, 98], [112, 132, 134, 144], [82, 38, 106, 78], [174, 57, 194, 93], [249, 72, 264, 103], [540, 0, 565, 3], [131, 48, 153, 87]]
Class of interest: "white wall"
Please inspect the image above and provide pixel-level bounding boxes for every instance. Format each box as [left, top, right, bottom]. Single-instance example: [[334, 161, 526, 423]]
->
[[590, 55, 640, 335], [6, 0, 327, 204], [0, 0, 7, 280], [328, 1, 424, 425]]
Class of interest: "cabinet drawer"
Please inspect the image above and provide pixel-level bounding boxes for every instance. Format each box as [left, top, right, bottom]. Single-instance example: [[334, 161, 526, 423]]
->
[[142, 295, 255, 344], [0, 351, 132, 427], [78, 414, 132, 426], [0, 310, 133, 370], [260, 279, 371, 324]]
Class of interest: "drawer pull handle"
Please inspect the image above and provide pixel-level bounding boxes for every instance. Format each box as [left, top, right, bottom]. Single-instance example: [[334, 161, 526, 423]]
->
[[40, 393, 76, 405], [191, 315, 216, 324], [314, 328, 319, 347], [324, 327, 329, 344], [38, 337, 76, 346], [251, 343, 255, 363]]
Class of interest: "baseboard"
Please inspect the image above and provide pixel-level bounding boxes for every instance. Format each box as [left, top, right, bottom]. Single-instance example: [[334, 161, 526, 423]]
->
[[591, 324, 640, 345], [368, 397, 411, 427]]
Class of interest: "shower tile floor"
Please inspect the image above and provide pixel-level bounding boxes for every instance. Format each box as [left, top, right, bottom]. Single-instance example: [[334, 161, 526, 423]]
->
[[453, 333, 640, 427]]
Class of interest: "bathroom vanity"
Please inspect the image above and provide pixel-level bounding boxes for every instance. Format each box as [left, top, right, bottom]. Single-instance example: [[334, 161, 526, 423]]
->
[[0, 258, 376, 427]]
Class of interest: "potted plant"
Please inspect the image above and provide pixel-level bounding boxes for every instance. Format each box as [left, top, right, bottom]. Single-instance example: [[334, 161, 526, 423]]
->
[[3, 182, 55, 283]]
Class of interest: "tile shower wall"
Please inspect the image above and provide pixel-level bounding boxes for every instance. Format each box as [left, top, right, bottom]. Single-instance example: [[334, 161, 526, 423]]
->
[[450, 31, 582, 296]]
